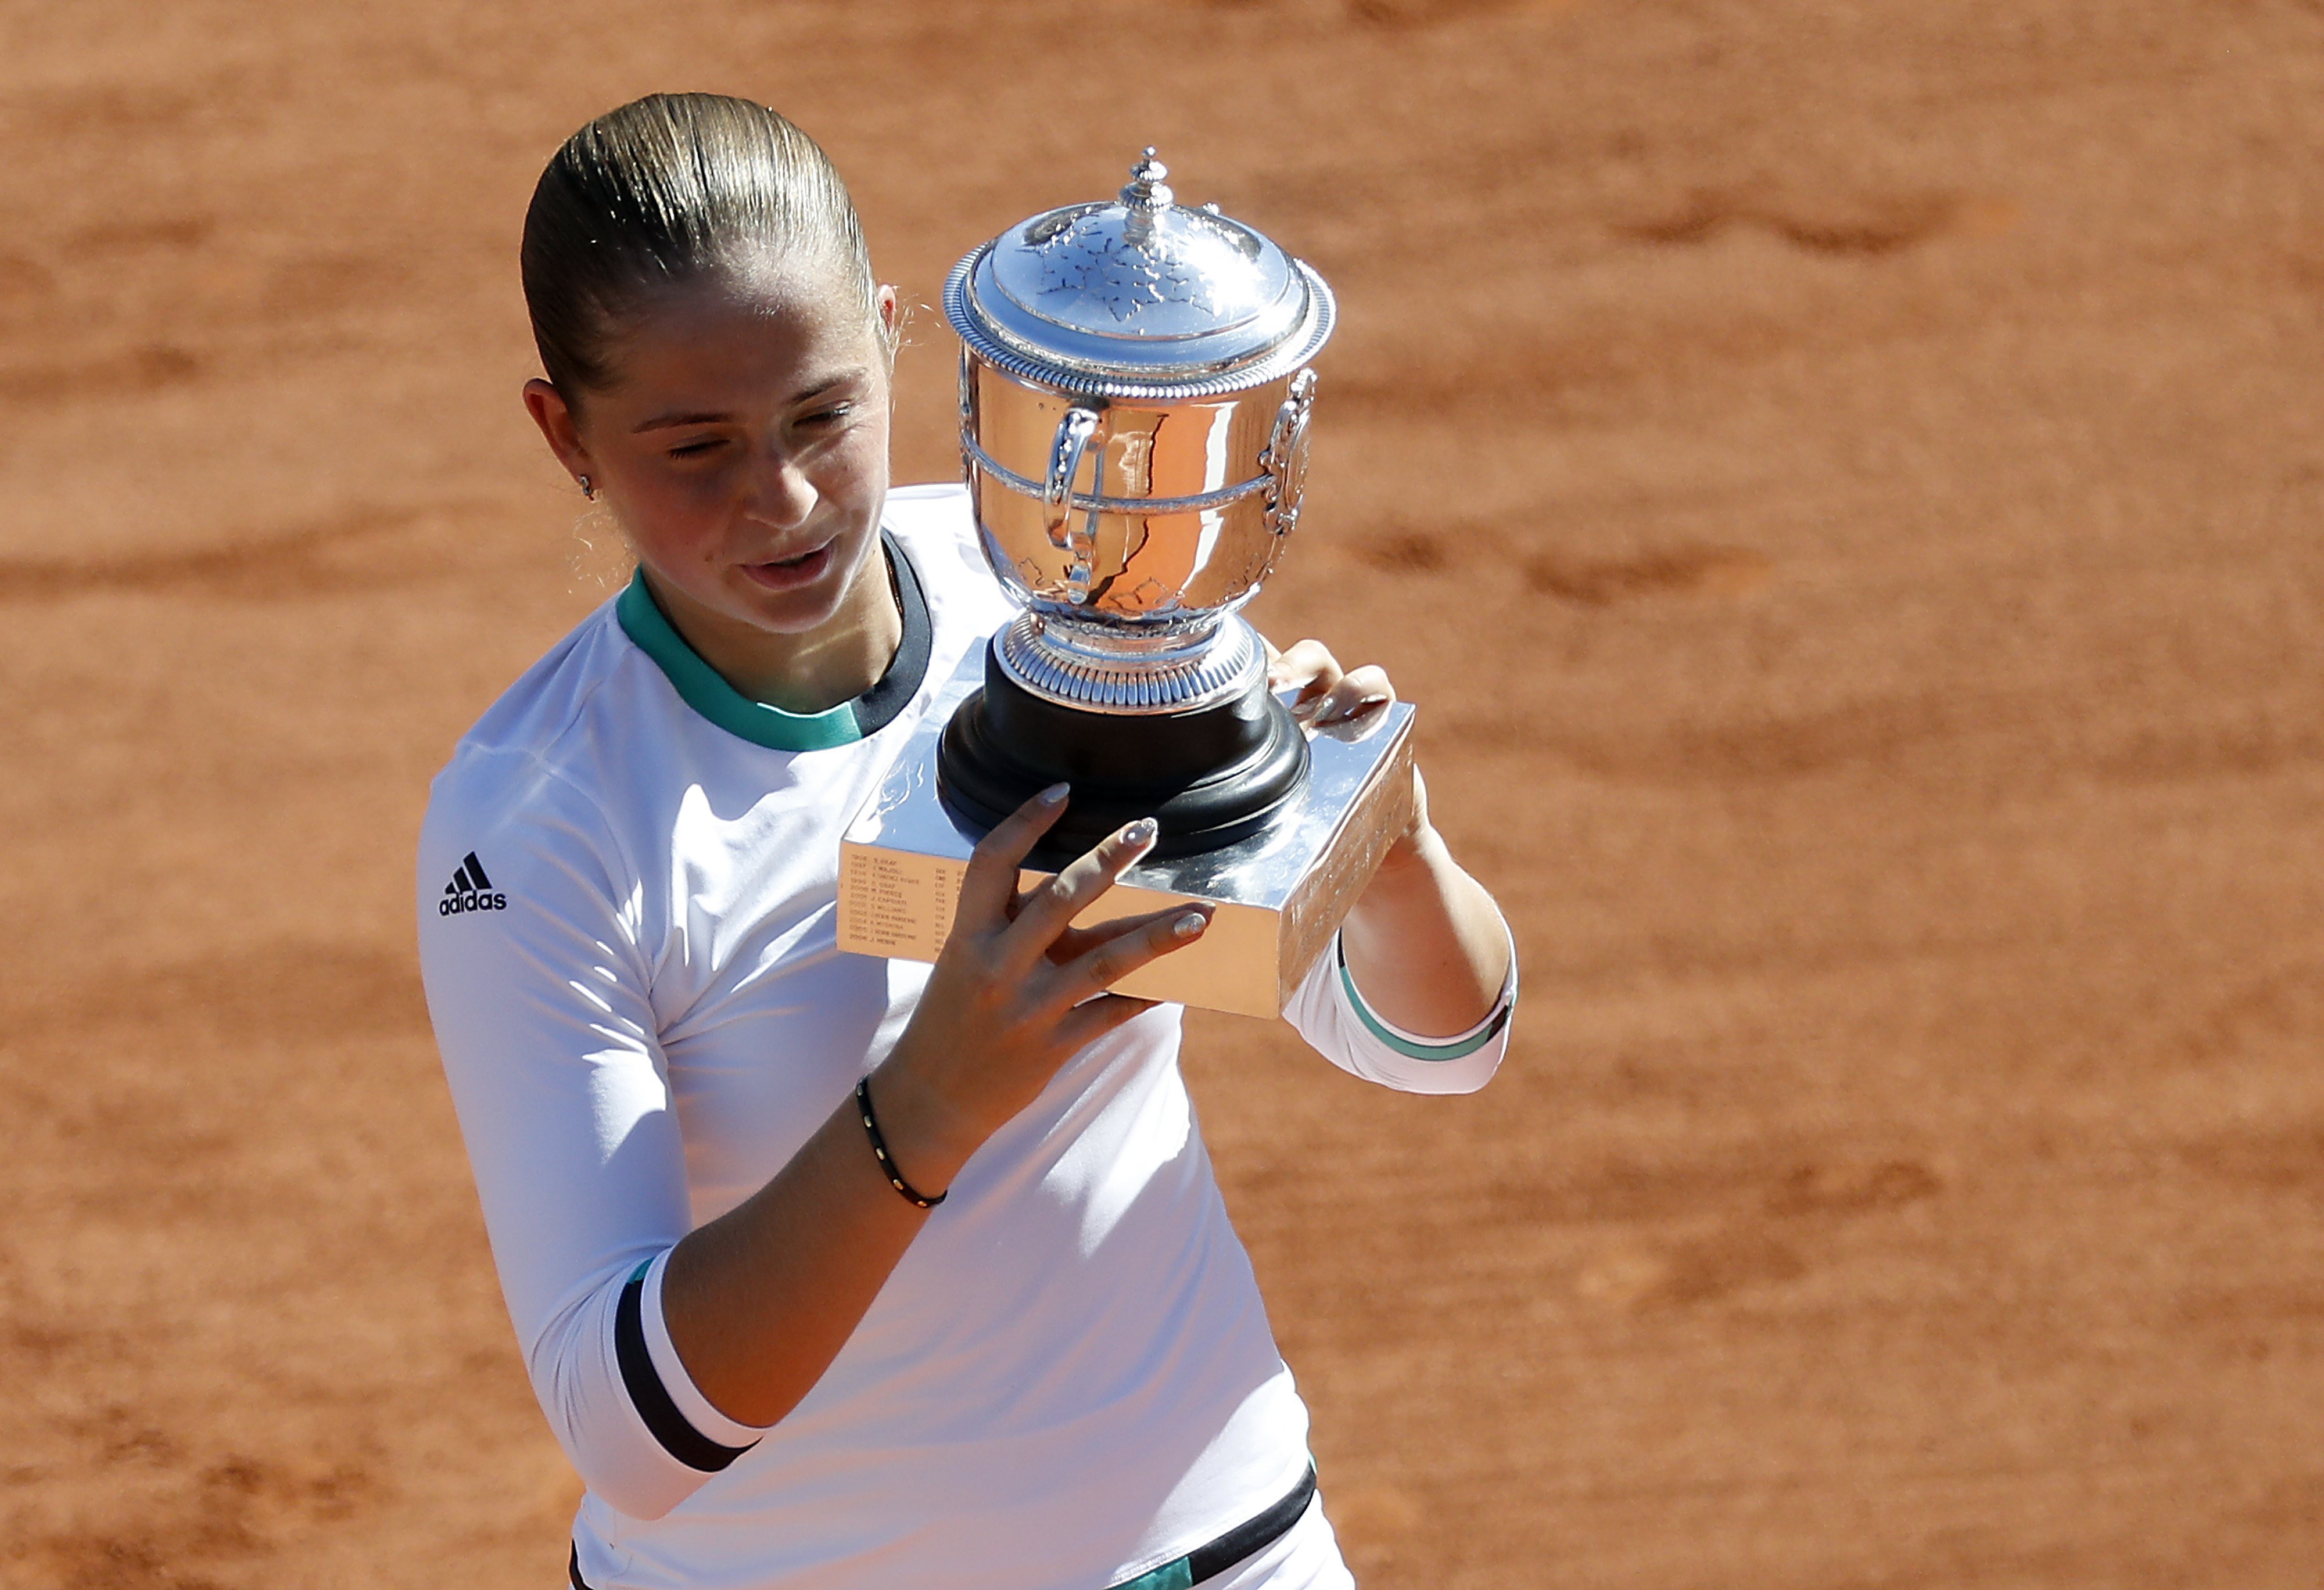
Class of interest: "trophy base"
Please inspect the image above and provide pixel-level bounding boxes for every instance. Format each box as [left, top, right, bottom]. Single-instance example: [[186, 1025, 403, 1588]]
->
[[935, 639, 1310, 868], [838, 644, 1416, 1019]]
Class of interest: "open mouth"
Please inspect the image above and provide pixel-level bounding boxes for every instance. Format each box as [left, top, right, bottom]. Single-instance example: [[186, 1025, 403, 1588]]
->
[[739, 539, 835, 591]]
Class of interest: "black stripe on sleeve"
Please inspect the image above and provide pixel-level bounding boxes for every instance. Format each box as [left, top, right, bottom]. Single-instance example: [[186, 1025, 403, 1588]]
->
[[613, 1264, 758, 1473]]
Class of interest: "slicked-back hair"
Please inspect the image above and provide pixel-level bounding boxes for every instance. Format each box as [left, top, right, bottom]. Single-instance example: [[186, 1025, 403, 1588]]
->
[[521, 94, 883, 397]]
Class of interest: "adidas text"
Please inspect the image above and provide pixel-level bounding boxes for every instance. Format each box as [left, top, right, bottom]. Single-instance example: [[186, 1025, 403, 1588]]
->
[[440, 890, 507, 917]]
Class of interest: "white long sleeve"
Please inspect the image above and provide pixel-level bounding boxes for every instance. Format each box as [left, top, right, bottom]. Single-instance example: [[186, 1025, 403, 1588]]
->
[[418, 745, 769, 1520]]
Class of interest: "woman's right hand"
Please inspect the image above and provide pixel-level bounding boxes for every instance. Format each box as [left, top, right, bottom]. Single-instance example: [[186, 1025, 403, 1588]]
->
[[867, 783, 1211, 1194]]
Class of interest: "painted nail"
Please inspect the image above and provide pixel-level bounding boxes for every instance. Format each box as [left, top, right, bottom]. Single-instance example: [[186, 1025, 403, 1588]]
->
[[1173, 911, 1210, 939], [1038, 782, 1070, 806], [1122, 817, 1159, 846]]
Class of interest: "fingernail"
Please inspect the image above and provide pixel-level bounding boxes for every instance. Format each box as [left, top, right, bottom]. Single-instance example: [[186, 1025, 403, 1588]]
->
[[1122, 817, 1159, 846], [1173, 911, 1210, 939], [1039, 782, 1070, 806]]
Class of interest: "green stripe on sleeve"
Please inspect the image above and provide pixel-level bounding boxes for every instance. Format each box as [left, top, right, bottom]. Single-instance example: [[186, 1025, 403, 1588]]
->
[[1337, 938, 1513, 1061]]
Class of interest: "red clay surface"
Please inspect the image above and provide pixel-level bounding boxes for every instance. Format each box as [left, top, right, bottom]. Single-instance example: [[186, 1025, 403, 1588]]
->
[[6, 2, 2323, 1585]]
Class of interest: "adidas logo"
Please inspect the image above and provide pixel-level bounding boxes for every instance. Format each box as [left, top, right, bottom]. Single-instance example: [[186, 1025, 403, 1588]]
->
[[439, 851, 507, 916]]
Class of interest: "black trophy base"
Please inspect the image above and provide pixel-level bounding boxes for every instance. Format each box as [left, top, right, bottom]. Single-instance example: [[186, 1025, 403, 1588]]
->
[[937, 643, 1310, 867]]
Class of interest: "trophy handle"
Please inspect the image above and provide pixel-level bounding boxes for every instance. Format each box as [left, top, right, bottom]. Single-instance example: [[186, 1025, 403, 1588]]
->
[[1043, 405, 1103, 602], [1260, 369, 1318, 539]]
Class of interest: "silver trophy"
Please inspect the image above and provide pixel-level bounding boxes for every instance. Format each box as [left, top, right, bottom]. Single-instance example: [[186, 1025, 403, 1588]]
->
[[838, 152, 1416, 1018]]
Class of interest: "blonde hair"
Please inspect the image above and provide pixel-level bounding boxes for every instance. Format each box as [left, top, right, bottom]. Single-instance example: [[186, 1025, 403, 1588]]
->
[[521, 94, 884, 396]]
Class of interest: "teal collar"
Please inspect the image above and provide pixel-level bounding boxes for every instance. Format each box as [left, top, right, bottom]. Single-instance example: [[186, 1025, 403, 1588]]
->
[[615, 532, 931, 752]]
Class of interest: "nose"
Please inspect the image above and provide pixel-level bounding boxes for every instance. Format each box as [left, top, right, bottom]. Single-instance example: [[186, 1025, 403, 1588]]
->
[[747, 450, 817, 530]]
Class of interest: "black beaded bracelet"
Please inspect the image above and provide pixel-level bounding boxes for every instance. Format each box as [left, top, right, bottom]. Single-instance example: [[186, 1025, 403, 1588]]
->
[[855, 1076, 945, 1209]]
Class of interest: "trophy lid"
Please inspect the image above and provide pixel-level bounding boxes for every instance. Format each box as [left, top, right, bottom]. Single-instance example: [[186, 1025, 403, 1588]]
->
[[946, 149, 1335, 399]]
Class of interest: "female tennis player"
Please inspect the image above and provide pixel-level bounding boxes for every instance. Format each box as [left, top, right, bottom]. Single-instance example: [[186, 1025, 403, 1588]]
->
[[417, 94, 1516, 1590]]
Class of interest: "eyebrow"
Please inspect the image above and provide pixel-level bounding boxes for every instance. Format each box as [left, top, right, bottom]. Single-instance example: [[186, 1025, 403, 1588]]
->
[[630, 369, 873, 433]]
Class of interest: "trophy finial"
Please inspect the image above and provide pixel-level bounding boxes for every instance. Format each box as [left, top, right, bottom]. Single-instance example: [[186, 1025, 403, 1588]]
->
[[1121, 148, 1173, 211]]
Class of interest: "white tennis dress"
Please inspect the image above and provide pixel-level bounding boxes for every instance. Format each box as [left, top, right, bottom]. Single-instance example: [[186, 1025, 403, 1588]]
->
[[417, 484, 1514, 1590]]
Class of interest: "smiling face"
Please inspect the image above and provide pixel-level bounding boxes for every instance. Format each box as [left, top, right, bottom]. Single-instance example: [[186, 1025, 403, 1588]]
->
[[525, 261, 901, 710]]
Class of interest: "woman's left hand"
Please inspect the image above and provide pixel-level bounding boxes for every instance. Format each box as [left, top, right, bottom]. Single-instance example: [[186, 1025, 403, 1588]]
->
[[1265, 634, 1509, 1036], [1265, 637, 1429, 862], [1266, 636, 1394, 731]]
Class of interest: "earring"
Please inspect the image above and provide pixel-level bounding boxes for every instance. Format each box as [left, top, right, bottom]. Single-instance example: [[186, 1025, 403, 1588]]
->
[[578, 474, 594, 499]]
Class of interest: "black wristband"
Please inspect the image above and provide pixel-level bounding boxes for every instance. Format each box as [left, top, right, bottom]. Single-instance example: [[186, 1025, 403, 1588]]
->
[[855, 1076, 945, 1209]]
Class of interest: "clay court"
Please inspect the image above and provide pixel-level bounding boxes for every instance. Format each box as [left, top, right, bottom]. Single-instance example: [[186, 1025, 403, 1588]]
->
[[6, 1, 2323, 1584]]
